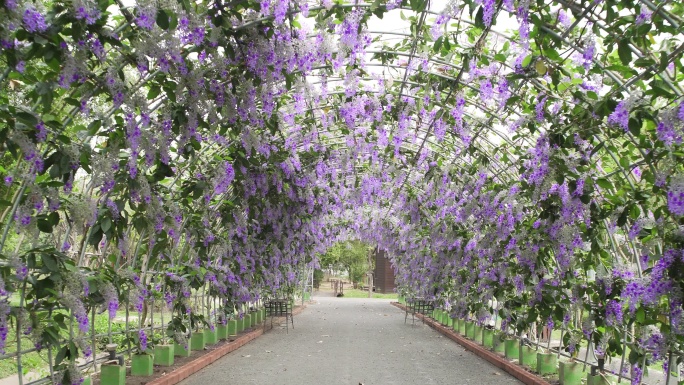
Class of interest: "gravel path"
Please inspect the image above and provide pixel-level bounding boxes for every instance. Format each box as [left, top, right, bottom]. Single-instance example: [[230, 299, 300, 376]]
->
[[179, 297, 523, 385]]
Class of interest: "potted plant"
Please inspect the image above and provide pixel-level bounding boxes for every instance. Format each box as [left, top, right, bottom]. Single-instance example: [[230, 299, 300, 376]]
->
[[216, 312, 229, 340], [482, 326, 495, 348], [473, 322, 484, 343], [465, 319, 475, 339], [130, 329, 154, 376], [519, 339, 538, 368], [492, 330, 506, 353], [101, 344, 126, 385], [191, 319, 207, 351], [536, 347, 558, 375], [558, 330, 584, 385]]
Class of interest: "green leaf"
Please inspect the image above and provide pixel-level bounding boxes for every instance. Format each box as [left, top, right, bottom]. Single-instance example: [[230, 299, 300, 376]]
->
[[156, 10, 170, 30], [659, 51, 669, 73], [618, 39, 632, 66], [101, 217, 112, 233], [16, 112, 38, 126], [628, 117, 641, 136], [55, 346, 68, 366], [634, 57, 655, 68], [148, 85, 161, 99], [596, 178, 613, 190], [37, 219, 53, 233], [521, 55, 533, 68], [42, 254, 59, 272], [636, 308, 645, 323], [433, 36, 443, 53]]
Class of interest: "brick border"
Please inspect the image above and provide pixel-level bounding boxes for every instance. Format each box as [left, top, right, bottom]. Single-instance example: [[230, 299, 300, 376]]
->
[[391, 302, 551, 385], [148, 305, 308, 385]]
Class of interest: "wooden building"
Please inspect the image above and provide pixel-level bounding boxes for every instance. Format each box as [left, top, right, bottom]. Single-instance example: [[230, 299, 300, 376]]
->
[[373, 248, 396, 294]]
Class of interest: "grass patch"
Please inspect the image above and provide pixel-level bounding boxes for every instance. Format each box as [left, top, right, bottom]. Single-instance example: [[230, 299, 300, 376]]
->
[[339, 288, 397, 299]]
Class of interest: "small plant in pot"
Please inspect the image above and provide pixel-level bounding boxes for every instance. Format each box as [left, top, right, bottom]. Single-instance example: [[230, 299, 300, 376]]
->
[[130, 329, 154, 376], [558, 330, 584, 385]]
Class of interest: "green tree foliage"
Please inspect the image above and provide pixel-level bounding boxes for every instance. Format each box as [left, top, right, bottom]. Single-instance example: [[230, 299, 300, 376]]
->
[[320, 241, 373, 285]]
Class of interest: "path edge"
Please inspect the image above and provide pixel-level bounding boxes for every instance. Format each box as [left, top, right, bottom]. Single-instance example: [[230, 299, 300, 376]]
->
[[391, 302, 551, 385], [148, 305, 308, 385]]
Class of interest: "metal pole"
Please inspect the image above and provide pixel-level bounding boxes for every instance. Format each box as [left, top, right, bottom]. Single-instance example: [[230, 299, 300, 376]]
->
[[617, 329, 628, 383], [91, 306, 97, 373], [665, 351, 673, 385], [125, 297, 131, 361], [16, 280, 28, 385]]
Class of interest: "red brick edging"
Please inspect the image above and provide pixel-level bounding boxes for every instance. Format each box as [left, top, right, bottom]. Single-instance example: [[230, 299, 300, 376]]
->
[[391, 302, 551, 385], [148, 305, 308, 385]]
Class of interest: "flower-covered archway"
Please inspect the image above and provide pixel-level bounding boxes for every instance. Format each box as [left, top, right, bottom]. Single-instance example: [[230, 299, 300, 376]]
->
[[0, 0, 683, 383]]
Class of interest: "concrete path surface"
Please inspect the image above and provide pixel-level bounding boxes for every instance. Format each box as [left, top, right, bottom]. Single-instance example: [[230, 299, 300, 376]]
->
[[179, 297, 522, 385]]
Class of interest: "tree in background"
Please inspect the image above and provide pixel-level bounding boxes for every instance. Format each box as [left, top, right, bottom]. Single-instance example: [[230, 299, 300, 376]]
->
[[319, 241, 373, 286]]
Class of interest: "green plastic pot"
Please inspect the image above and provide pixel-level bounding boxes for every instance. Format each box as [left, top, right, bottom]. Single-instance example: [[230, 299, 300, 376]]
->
[[482, 328, 494, 348], [174, 342, 190, 357], [154, 344, 174, 366], [191, 331, 205, 351], [504, 339, 519, 359], [131, 354, 154, 376], [433, 309, 440, 321], [217, 324, 228, 340], [244, 313, 252, 329], [441, 312, 448, 325], [446, 315, 454, 327], [492, 332, 505, 353], [473, 325, 483, 343], [536, 353, 557, 375], [82, 375, 92, 385], [228, 319, 237, 336], [587, 373, 616, 385], [458, 319, 466, 335], [252, 311, 259, 325], [237, 317, 244, 333], [465, 321, 475, 339], [559, 361, 584, 385], [100, 364, 125, 385], [453, 318, 460, 332], [519, 345, 537, 368], [204, 329, 218, 345]]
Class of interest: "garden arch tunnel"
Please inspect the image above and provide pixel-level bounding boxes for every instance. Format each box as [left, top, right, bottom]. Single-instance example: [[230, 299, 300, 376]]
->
[[0, 0, 683, 384]]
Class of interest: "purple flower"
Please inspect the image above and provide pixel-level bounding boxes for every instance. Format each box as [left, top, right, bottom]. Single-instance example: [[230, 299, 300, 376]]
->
[[608, 99, 631, 131], [605, 299, 623, 326], [535, 96, 547, 122], [3, 176, 13, 186], [631, 365, 642, 385], [35, 121, 47, 142], [23, 7, 48, 33], [667, 176, 684, 216], [135, 6, 156, 30], [482, 0, 495, 26], [15, 61, 25, 73], [635, 10, 652, 25], [138, 329, 148, 352], [479, 79, 493, 104], [582, 39, 595, 71]]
